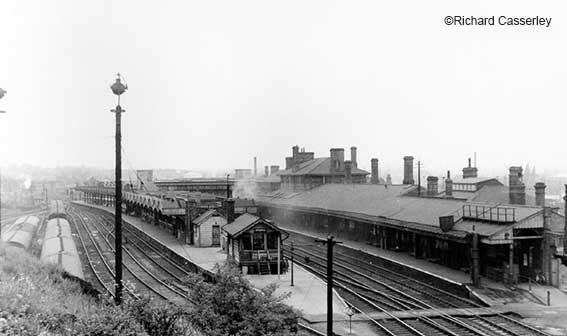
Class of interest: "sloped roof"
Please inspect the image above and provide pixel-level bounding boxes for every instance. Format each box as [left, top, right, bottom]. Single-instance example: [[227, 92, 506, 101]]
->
[[470, 185, 537, 205], [279, 157, 369, 176], [451, 177, 502, 185], [222, 213, 288, 238], [256, 183, 543, 237], [193, 209, 221, 225]]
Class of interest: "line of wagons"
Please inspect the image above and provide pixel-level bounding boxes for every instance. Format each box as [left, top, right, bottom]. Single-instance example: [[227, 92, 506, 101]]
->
[[2, 200, 84, 280]]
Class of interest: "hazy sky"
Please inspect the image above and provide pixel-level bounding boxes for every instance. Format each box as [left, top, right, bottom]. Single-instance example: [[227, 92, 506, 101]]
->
[[0, 1, 565, 179]]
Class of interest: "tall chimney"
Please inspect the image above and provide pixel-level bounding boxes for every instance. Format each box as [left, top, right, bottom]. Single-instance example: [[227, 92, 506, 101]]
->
[[403, 156, 414, 185], [371, 158, 379, 184], [226, 198, 235, 224], [445, 170, 453, 197], [535, 182, 546, 207], [270, 165, 280, 175], [509, 166, 526, 205], [264, 166, 269, 177], [253, 157, 257, 176], [330, 148, 345, 172], [345, 160, 352, 183], [285, 157, 293, 170], [426, 176, 438, 196], [462, 158, 478, 179], [350, 147, 358, 168]]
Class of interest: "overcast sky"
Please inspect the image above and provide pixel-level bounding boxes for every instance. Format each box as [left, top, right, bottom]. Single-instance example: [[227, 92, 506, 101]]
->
[[0, 1, 565, 179]]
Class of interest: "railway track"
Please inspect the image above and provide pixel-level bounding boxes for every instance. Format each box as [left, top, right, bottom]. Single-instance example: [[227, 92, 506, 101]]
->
[[68, 206, 192, 304], [285, 234, 551, 336]]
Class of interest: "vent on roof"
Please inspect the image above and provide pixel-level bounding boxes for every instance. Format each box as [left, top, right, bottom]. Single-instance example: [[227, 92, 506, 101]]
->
[[439, 215, 455, 232]]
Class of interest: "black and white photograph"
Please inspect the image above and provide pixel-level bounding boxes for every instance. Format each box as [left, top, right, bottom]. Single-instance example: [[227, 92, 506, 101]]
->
[[1, 1, 566, 335]]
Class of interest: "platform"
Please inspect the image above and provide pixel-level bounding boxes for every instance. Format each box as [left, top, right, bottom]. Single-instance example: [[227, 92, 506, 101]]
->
[[71, 201, 347, 320], [282, 226, 567, 309]]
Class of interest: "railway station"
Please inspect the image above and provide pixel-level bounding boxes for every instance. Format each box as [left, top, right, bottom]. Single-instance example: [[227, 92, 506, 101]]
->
[[72, 147, 567, 289]]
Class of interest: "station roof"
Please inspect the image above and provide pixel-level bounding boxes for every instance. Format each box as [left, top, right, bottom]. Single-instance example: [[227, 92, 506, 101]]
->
[[222, 213, 288, 239], [256, 184, 544, 240], [279, 157, 369, 176]]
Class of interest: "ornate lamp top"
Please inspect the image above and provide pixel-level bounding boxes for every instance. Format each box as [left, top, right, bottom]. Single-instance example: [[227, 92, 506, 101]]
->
[[110, 73, 128, 96]]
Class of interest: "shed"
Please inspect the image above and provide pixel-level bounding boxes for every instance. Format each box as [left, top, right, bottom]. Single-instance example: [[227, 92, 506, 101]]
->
[[193, 209, 226, 247]]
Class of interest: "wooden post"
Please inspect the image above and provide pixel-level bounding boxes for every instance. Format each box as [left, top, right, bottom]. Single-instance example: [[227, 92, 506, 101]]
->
[[277, 234, 281, 280]]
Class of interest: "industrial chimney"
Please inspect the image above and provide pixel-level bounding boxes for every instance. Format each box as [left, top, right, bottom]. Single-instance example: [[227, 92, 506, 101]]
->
[[345, 160, 352, 183], [403, 156, 414, 185], [371, 158, 379, 184], [445, 171, 453, 197], [254, 157, 257, 176], [350, 147, 358, 168], [226, 198, 235, 224], [426, 176, 438, 196], [535, 182, 546, 207], [509, 166, 526, 205], [462, 158, 478, 179]]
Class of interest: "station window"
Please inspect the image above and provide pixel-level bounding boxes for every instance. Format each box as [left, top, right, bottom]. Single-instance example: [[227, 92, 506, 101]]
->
[[253, 233, 265, 250], [242, 233, 252, 250]]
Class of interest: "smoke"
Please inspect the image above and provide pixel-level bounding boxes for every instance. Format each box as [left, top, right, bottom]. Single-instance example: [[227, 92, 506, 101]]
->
[[23, 176, 32, 189], [233, 178, 257, 199]]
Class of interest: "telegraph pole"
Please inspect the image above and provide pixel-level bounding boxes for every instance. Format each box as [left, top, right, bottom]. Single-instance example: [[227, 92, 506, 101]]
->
[[315, 235, 342, 336], [111, 74, 127, 304]]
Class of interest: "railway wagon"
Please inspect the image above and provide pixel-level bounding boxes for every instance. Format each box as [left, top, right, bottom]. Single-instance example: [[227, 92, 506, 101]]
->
[[48, 200, 67, 220], [2, 215, 41, 249], [41, 218, 84, 279]]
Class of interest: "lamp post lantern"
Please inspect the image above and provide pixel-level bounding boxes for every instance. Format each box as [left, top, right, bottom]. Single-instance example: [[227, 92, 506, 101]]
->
[[111, 74, 127, 304]]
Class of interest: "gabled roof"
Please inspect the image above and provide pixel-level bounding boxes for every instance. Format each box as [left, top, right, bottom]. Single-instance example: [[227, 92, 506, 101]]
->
[[193, 209, 222, 225], [279, 157, 369, 176], [222, 213, 288, 238]]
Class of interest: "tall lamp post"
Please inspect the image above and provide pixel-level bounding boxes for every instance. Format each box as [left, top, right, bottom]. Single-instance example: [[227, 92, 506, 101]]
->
[[110, 74, 127, 304], [0, 88, 6, 241]]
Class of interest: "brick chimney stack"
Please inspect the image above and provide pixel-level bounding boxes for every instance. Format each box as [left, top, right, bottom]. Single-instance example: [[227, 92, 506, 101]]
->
[[403, 156, 414, 185], [509, 166, 526, 205], [371, 158, 379, 184], [426, 176, 438, 196], [226, 198, 235, 224], [462, 158, 478, 179], [445, 170, 453, 197], [535, 182, 546, 207], [350, 147, 357, 168], [330, 148, 345, 172]]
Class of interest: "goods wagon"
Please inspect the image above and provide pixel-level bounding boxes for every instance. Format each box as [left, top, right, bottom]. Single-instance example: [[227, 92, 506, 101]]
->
[[41, 218, 84, 279], [2, 215, 40, 249]]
